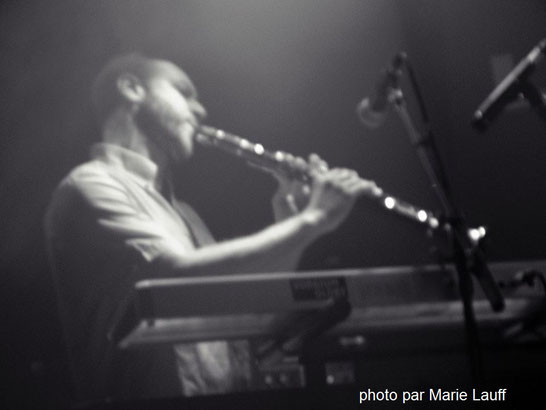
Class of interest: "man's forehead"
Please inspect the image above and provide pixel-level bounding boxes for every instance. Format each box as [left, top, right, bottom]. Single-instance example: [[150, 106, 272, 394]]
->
[[149, 60, 196, 92]]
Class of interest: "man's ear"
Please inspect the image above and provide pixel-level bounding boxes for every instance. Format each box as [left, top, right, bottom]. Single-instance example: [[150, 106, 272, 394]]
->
[[116, 73, 146, 103]]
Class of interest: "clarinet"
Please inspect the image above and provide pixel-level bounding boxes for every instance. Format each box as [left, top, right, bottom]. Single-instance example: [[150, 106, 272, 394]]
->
[[195, 125, 440, 230]]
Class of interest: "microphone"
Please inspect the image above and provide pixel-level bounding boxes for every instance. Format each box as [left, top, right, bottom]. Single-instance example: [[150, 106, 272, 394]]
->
[[472, 39, 546, 132], [357, 52, 407, 128]]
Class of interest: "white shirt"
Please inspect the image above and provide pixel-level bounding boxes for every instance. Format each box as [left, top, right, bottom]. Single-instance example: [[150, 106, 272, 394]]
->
[[45, 143, 252, 402]]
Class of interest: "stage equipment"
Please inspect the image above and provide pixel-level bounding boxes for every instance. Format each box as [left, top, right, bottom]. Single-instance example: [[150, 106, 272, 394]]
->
[[109, 262, 545, 396], [358, 51, 506, 387], [113, 261, 545, 354], [473, 38, 546, 131]]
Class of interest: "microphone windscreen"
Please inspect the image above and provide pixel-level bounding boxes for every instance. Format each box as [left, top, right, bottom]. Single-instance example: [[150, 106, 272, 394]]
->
[[356, 98, 388, 129]]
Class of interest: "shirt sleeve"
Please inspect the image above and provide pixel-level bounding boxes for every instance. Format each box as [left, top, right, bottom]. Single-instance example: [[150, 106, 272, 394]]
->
[[61, 165, 196, 266]]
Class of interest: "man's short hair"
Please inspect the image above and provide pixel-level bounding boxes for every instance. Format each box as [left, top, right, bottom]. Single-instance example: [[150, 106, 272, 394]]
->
[[91, 53, 158, 127]]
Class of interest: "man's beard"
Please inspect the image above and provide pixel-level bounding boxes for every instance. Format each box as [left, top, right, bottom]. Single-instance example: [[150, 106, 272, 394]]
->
[[135, 100, 193, 163]]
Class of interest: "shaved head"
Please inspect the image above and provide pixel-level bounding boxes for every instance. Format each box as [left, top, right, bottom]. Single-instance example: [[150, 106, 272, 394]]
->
[[91, 53, 161, 127], [91, 53, 205, 163]]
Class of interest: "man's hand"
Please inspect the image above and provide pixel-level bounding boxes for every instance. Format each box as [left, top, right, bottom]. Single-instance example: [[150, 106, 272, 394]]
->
[[268, 152, 379, 236], [271, 154, 328, 221], [303, 163, 380, 235]]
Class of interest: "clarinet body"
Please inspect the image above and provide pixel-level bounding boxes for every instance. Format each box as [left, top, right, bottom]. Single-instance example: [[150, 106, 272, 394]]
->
[[195, 125, 311, 181], [195, 125, 440, 230]]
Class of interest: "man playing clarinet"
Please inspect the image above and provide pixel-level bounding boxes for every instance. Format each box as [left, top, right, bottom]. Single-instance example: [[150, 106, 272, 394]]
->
[[44, 53, 377, 404]]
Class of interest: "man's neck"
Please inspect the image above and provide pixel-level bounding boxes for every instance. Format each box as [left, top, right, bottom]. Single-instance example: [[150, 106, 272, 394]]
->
[[101, 109, 171, 192]]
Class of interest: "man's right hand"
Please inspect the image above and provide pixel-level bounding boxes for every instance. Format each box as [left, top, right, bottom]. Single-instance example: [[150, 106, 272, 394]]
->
[[303, 159, 380, 235]]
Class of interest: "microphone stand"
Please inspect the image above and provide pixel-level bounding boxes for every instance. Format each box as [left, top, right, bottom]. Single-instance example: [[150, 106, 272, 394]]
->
[[388, 62, 505, 387]]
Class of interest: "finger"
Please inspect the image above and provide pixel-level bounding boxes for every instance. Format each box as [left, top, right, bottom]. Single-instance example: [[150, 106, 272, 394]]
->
[[327, 169, 377, 192], [326, 168, 359, 183], [280, 153, 308, 178], [345, 179, 381, 197], [339, 168, 359, 180], [308, 153, 329, 173], [275, 173, 311, 196], [293, 156, 308, 171], [285, 194, 299, 214]]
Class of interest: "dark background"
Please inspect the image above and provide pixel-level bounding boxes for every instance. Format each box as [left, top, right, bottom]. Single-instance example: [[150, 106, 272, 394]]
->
[[1, 0, 545, 408]]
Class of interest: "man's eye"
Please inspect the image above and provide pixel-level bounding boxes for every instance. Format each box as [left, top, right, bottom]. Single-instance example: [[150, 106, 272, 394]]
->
[[176, 85, 195, 99]]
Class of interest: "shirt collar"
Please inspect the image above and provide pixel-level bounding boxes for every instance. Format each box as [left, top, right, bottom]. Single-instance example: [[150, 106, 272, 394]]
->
[[90, 143, 159, 188]]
